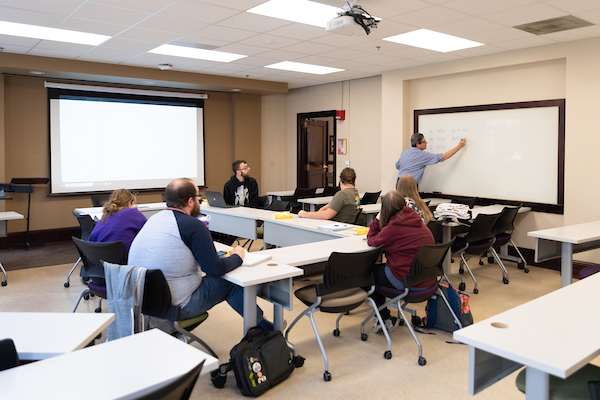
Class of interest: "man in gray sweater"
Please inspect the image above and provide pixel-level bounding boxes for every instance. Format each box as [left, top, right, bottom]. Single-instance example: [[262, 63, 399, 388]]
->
[[129, 178, 273, 330]]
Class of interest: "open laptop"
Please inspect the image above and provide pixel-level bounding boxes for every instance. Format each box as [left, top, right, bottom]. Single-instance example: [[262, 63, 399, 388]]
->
[[204, 190, 238, 208]]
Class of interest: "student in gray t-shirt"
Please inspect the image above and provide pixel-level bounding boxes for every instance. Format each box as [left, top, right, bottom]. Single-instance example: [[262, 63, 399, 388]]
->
[[298, 168, 360, 224]]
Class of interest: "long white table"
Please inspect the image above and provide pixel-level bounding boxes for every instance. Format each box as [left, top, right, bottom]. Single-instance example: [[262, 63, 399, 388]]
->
[[299, 193, 367, 212], [528, 220, 600, 287], [453, 271, 600, 400], [74, 202, 167, 221], [0, 211, 25, 286], [201, 205, 273, 239], [267, 188, 324, 200], [0, 312, 114, 360], [263, 215, 361, 247], [215, 243, 304, 335], [0, 329, 218, 399]]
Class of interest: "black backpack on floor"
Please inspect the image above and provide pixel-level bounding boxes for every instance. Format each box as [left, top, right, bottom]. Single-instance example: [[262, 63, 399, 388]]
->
[[211, 327, 295, 397]]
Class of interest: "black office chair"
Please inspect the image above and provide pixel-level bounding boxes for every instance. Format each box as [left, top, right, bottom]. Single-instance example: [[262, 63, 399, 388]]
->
[[516, 364, 600, 400], [161, 193, 167, 202], [90, 194, 111, 207], [481, 205, 528, 273], [321, 186, 340, 196], [71, 237, 128, 313], [0, 338, 20, 371], [451, 196, 477, 208], [65, 211, 97, 288], [360, 239, 458, 365], [285, 246, 383, 382], [135, 360, 205, 400], [353, 207, 364, 226], [258, 195, 271, 210], [451, 212, 505, 294], [427, 220, 444, 243], [142, 269, 217, 358], [360, 191, 381, 205], [284, 187, 317, 213]]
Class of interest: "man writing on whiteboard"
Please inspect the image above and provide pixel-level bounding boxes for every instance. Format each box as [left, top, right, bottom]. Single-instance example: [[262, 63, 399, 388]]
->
[[395, 133, 467, 187]]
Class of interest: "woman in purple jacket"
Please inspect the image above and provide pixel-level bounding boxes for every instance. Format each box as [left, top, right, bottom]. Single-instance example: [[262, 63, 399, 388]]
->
[[89, 189, 147, 251]]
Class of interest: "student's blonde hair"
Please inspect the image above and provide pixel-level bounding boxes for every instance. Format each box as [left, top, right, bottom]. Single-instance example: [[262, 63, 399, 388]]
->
[[101, 189, 135, 222], [396, 174, 433, 223]]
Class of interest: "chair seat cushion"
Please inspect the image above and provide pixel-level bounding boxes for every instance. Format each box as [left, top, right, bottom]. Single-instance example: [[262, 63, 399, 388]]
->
[[377, 284, 438, 303], [88, 281, 107, 298], [516, 364, 600, 400], [493, 233, 511, 247], [579, 265, 600, 280], [295, 285, 368, 312], [179, 312, 209, 331]]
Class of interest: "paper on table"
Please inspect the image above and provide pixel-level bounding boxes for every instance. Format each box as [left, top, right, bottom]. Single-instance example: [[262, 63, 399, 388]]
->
[[317, 223, 354, 232], [242, 253, 272, 267]]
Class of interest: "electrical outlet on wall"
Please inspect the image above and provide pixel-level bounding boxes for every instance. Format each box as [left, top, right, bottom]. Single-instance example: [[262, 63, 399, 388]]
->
[[345, 160, 350, 167]]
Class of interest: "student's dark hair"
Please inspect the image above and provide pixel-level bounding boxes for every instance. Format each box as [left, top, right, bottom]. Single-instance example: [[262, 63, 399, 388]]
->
[[165, 178, 197, 209], [411, 133, 425, 147], [379, 191, 406, 229], [339, 167, 356, 185], [232, 160, 247, 173]]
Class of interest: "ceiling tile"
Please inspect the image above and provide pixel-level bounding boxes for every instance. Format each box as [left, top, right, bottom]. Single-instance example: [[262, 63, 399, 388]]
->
[[135, 15, 208, 35], [0, 34, 40, 47], [283, 41, 338, 55], [324, 47, 372, 60], [434, 17, 505, 37], [187, 25, 258, 42], [0, 0, 83, 15], [257, 48, 307, 61], [356, 0, 432, 18], [217, 13, 292, 33], [493, 35, 556, 50], [542, 25, 600, 42], [543, 0, 600, 14], [483, 3, 567, 27], [266, 24, 329, 41], [467, 27, 533, 44], [214, 42, 270, 56], [99, 37, 158, 52], [71, 3, 151, 26], [443, 0, 538, 16], [114, 27, 183, 44], [190, 0, 266, 12], [58, 17, 128, 36], [85, 0, 176, 14], [575, 9, 600, 24], [159, 1, 240, 24], [0, 6, 65, 26], [238, 34, 301, 49], [76, 46, 142, 63], [389, 5, 472, 28]]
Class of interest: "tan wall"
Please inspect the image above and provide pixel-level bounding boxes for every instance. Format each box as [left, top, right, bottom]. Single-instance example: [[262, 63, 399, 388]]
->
[[2, 75, 261, 233]]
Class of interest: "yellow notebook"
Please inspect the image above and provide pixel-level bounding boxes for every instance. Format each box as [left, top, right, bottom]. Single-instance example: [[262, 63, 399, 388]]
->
[[272, 211, 293, 219], [347, 227, 369, 235]]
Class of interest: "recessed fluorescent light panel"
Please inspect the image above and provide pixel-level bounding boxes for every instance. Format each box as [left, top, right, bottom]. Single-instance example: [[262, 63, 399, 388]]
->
[[247, 0, 341, 27], [384, 29, 483, 53], [265, 61, 343, 75], [149, 44, 247, 63], [0, 21, 110, 46]]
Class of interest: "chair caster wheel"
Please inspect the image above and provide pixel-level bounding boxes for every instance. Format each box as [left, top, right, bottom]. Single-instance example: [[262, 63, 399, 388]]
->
[[384, 351, 392, 360], [473, 288, 479, 294], [293, 356, 305, 368], [64, 282, 70, 288], [323, 371, 332, 381], [95, 307, 102, 313], [524, 268, 530, 273], [1, 281, 6, 287], [361, 333, 368, 341], [459, 268, 464, 274], [518, 262, 525, 270], [459, 282, 466, 291], [84, 294, 90, 301], [411, 316, 422, 326], [488, 257, 494, 264], [90, 293, 95, 298], [398, 318, 405, 326], [418, 357, 426, 366], [451, 258, 454, 263], [503, 277, 509, 284], [479, 260, 484, 266], [333, 329, 340, 337]]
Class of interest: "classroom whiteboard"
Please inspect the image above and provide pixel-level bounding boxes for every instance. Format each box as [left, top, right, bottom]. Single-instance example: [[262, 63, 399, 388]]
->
[[415, 100, 565, 213]]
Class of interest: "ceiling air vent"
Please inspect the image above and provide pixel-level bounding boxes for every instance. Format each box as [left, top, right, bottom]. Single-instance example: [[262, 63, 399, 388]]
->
[[514, 15, 593, 35]]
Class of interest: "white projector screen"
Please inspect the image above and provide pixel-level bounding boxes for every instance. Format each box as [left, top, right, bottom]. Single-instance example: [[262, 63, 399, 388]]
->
[[48, 86, 205, 195]]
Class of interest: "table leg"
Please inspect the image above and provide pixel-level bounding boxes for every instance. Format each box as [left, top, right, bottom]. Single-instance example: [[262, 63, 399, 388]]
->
[[443, 225, 452, 275], [561, 242, 573, 287], [273, 303, 284, 332], [243, 285, 258, 335], [310, 204, 315, 212], [525, 367, 550, 400]]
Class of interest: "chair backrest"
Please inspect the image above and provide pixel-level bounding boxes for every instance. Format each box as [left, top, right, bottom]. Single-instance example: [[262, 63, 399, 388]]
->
[[316, 246, 383, 297], [141, 269, 178, 321], [0, 338, 19, 372], [293, 187, 317, 201], [72, 237, 128, 279], [72, 210, 97, 240], [451, 196, 477, 208], [466, 213, 502, 244], [258, 195, 272, 210], [493, 205, 521, 235], [405, 239, 455, 288], [134, 360, 204, 400], [269, 198, 290, 211], [426, 220, 443, 243], [161, 193, 167, 202], [321, 186, 340, 196], [360, 191, 381, 205], [353, 208, 363, 225], [90, 194, 111, 207]]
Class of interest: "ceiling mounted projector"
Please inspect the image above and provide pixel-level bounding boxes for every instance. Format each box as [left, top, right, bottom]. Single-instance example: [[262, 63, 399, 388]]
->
[[326, 0, 379, 35]]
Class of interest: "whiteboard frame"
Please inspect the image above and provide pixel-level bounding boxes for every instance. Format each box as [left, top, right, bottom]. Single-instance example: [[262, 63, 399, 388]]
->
[[415, 99, 565, 214]]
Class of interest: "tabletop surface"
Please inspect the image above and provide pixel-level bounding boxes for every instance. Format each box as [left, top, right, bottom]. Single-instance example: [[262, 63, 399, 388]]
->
[[0, 312, 115, 360], [453, 272, 600, 379], [528, 220, 600, 244], [0, 211, 24, 220], [0, 329, 218, 399]]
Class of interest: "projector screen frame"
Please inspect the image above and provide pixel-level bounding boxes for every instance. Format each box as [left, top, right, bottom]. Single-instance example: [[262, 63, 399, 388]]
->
[[414, 99, 565, 214], [47, 86, 207, 197]]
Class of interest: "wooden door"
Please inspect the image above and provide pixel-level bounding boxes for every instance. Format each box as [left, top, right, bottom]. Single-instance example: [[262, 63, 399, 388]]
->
[[307, 119, 327, 188]]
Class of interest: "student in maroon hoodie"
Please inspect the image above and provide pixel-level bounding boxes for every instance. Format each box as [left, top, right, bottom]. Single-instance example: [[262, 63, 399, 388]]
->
[[367, 191, 434, 333]]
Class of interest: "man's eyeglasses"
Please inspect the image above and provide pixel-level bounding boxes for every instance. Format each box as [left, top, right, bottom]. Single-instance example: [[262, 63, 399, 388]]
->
[[238, 166, 250, 171]]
